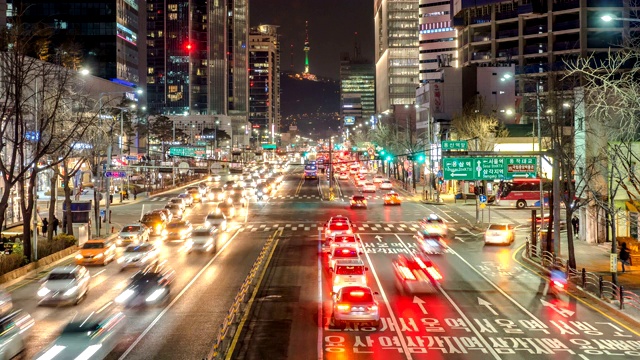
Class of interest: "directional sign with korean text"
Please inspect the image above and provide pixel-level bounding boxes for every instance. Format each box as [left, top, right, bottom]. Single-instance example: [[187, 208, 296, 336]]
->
[[443, 157, 537, 180], [441, 140, 468, 151], [169, 146, 206, 158]]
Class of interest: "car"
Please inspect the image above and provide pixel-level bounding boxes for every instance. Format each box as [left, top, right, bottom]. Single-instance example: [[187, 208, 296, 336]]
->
[[178, 193, 193, 207], [379, 180, 393, 190], [338, 172, 349, 180], [328, 246, 361, 271], [393, 254, 442, 294], [414, 231, 447, 255], [373, 175, 384, 184], [167, 197, 186, 211], [75, 239, 117, 266], [34, 312, 126, 360], [349, 167, 359, 175], [165, 220, 193, 241], [0, 309, 34, 360], [484, 223, 516, 245], [419, 214, 448, 237], [185, 227, 218, 253], [208, 187, 226, 202], [359, 168, 369, 175], [223, 181, 237, 190], [362, 182, 376, 193], [186, 185, 200, 194], [331, 286, 379, 328], [188, 188, 202, 203], [152, 208, 172, 223], [216, 201, 236, 219], [331, 259, 368, 293], [117, 224, 151, 246], [350, 195, 368, 209], [37, 266, 90, 306], [165, 203, 184, 220], [326, 234, 361, 254], [383, 191, 402, 206], [355, 178, 367, 187], [0, 290, 12, 316], [198, 182, 208, 195], [204, 211, 228, 231], [325, 215, 354, 239], [115, 263, 176, 307], [141, 212, 167, 236], [118, 243, 160, 270]]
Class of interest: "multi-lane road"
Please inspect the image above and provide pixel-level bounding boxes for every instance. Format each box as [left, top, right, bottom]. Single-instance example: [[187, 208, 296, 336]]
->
[[232, 168, 640, 360]]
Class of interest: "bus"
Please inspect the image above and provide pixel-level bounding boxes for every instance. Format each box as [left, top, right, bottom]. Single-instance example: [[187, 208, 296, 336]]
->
[[304, 164, 318, 180], [495, 178, 551, 209]]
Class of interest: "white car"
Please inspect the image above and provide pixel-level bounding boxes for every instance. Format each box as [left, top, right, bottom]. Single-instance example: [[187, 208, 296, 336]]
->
[[331, 259, 368, 293], [38, 266, 90, 306], [379, 180, 392, 190], [118, 243, 160, 270], [373, 175, 384, 184], [34, 312, 126, 360], [164, 203, 184, 220], [359, 168, 368, 175], [332, 286, 380, 328], [484, 224, 515, 245], [185, 227, 218, 253], [204, 211, 228, 231], [362, 182, 376, 193], [167, 197, 186, 211], [178, 193, 193, 207], [356, 178, 367, 187], [0, 309, 34, 359], [338, 173, 349, 180], [117, 224, 150, 246]]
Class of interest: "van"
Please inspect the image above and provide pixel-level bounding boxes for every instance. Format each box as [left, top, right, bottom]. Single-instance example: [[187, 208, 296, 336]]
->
[[332, 259, 368, 293]]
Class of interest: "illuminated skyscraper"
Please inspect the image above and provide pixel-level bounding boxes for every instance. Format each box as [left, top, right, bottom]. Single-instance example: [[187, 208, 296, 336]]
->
[[340, 37, 375, 128]]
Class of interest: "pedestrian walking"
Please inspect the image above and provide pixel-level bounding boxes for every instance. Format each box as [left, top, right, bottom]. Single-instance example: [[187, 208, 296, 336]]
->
[[620, 242, 632, 273], [133, 191, 137, 200], [52, 216, 59, 236], [571, 216, 579, 234], [42, 218, 48, 236]]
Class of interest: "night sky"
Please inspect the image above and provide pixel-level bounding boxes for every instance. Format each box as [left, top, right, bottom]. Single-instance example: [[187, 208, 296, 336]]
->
[[250, 0, 375, 79]]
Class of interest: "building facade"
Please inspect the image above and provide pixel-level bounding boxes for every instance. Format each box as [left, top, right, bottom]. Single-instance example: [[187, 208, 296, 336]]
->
[[419, 0, 457, 82], [339, 52, 375, 128], [9, 0, 145, 87], [249, 25, 281, 144]]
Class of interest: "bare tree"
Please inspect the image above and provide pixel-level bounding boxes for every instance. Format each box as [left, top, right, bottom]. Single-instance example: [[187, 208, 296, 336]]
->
[[450, 95, 509, 151]]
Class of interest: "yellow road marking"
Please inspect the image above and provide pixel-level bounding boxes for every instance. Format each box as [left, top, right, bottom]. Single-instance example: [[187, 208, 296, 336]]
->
[[295, 172, 304, 196]]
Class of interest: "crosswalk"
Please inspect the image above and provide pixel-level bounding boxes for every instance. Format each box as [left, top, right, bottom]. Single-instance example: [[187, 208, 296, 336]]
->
[[236, 221, 425, 233]]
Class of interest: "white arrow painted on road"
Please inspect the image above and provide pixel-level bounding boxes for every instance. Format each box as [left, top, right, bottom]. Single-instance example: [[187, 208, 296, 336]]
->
[[413, 296, 428, 315], [375, 235, 383, 242], [540, 298, 575, 318], [460, 227, 476, 236], [454, 236, 465, 243], [478, 297, 498, 316]]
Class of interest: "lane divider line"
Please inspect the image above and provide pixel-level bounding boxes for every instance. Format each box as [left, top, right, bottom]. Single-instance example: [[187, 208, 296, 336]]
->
[[393, 234, 501, 360], [118, 229, 242, 360]]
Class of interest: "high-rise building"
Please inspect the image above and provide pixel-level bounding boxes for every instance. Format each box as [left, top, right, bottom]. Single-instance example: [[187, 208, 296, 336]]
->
[[249, 25, 281, 144], [374, 0, 420, 113], [146, 0, 249, 145], [419, 0, 457, 83], [7, 0, 145, 87], [340, 46, 375, 129]]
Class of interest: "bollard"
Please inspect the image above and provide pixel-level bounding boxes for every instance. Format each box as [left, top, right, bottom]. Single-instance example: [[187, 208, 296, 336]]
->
[[598, 276, 604, 298], [620, 285, 625, 309], [525, 240, 530, 258], [581, 268, 586, 289]]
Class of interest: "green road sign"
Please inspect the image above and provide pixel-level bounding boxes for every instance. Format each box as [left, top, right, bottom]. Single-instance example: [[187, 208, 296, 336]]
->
[[442, 140, 468, 151], [261, 143, 277, 150], [443, 157, 537, 180], [196, 141, 207, 146], [169, 146, 206, 158]]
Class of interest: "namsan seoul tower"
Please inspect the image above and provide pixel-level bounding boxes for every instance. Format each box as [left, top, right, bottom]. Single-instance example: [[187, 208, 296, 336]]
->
[[303, 20, 310, 74]]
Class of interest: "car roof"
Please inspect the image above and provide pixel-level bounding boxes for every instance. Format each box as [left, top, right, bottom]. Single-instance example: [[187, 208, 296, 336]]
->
[[335, 259, 365, 266], [50, 266, 82, 274]]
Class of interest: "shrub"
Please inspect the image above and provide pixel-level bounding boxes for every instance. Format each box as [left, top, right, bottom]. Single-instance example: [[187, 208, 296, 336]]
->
[[0, 253, 27, 276], [37, 234, 76, 258]]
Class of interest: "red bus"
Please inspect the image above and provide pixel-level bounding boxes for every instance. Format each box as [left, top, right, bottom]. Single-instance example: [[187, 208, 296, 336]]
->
[[494, 178, 551, 209]]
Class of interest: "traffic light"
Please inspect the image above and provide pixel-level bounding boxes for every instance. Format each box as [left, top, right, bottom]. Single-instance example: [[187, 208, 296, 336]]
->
[[352, 146, 357, 151], [417, 154, 425, 162], [380, 149, 386, 156], [385, 155, 392, 162], [185, 43, 193, 51]]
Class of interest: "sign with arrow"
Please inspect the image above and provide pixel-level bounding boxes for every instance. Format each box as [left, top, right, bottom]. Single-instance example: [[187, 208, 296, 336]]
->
[[443, 157, 537, 181], [478, 297, 498, 315], [540, 299, 575, 317], [413, 296, 428, 315], [375, 235, 383, 242]]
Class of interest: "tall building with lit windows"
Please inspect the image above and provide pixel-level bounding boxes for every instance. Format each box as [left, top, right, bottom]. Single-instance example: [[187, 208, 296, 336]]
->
[[340, 51, 375, 128], [419, 0, 457, 82], [374, 0, 420, 113], [249, 25, 281, 144]]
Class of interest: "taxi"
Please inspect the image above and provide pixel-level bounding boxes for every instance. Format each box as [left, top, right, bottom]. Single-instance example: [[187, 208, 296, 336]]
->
[[419, 214, 448, 237], [325, 216, 354, 239], [331, 259, 368, 293], [414, 231, 447, 255], [328, 246, 360, 271], [75, 240, 117, 266], [393, 253, 442, 294], [350, 195, 367, 209], [383, 191, 402, 206], [326, 234, 361, 254]]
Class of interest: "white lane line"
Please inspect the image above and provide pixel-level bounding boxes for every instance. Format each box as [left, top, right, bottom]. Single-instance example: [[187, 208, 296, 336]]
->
[[392, 234, 501, 360], [454, 236, 465, 243], [359, 237, 413, 360], [92, 269, 107, 277], [317, 236, 324, 360], [118, 230, 241, 360]]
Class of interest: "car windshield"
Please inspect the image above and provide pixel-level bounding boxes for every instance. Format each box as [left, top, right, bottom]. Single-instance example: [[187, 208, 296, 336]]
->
[[48, 273, 76, 280], [82, 242, 105, 249], [341, 290, 373, 303], [167, 222, 187, 229], [122, 226, 140, 232], [170, 199, 182, 203], [141, 215, 161, 222], [125, 244, 152, 252], [62, 321, 101, 334], [132, 272, 162, 282], [192, 230, 211, 237], [489, 224, 508, 231], [352, 196, 365, 201], [178, 194, 188, 198], [166, 205, 180, 210], [335, 266, 365, 275], [207, 213, 224, 219], [333, 249, 358, 258]]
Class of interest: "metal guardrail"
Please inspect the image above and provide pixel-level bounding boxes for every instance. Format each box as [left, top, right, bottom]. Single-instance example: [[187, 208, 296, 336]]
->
[[525, 240, 640, 312], [207, 232, 279, 360]]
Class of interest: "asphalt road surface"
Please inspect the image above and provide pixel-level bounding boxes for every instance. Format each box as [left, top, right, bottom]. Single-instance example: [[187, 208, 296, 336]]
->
[[232, 169, 640, 360]]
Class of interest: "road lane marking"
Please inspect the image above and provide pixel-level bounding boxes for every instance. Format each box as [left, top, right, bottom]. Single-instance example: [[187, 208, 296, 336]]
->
[[317, 233, 324, 360], [118, 228, 243, 360], [92, 269, 107, 277], [392, 234, 502, 359], [478, 297, 499, 316], [359, 236, 413, 359], [454, 236, 466, 243]]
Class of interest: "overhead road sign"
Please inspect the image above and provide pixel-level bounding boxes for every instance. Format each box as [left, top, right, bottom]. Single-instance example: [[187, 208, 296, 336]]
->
[[441, 140, 468, 151], [443, 157, 537, 181], [169, 146, 206, 158], [261, 143, 277, 150]]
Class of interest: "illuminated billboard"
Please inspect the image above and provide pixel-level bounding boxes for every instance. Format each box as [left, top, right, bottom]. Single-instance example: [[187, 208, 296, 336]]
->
[[344, 116, 355, 125]]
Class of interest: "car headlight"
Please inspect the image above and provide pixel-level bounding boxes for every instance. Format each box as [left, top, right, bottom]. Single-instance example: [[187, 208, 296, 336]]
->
[[205, 221, 211, 227], [180, 229, 188, 235], [117, 239, 123, 245], [64, 286, 78, 297], [117, 257, 124, 264], [75, 254, 83, 260], [94, 253, 104, 259], [155, 224, 162, 232], [227, 198, 233, 204], [146, 288, 166, 302], [115, 289, 135, 303], [257, 191, 263, 196], [37, 287, 51, 297]]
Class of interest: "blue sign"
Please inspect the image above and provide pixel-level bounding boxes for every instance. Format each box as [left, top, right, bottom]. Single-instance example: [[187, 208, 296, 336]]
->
[[25, 131, 40, 142], [126, 156, 138, 161], [479, 195, 487, 203], [104, 171, 127, 178], [344, 116, 355, 126]]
